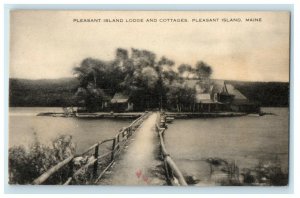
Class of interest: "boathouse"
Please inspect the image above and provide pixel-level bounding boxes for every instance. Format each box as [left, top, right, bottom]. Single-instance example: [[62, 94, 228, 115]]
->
[[225, 84, 260, 113], [211, 81, 260, 113], [187, 79, 260, 113], [111, 92, 134, 112]]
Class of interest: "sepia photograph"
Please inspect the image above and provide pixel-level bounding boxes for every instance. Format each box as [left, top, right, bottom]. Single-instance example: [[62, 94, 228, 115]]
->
[[8, 10, 290, 186]]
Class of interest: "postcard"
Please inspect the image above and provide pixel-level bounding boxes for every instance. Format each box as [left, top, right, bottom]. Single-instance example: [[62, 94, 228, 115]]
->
[[9, 10, 290, 186]]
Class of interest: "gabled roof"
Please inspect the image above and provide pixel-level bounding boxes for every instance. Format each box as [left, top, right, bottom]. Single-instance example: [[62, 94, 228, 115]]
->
[[111, 93, 129, 103], [211, 81, 247, 99], [211, 80, 228, 94], [225, 84, 247, 100], [183, 79, 249, 103]]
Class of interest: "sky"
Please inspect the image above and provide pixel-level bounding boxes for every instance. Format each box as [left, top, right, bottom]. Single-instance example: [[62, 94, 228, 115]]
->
[[10, 11, 290, 82]]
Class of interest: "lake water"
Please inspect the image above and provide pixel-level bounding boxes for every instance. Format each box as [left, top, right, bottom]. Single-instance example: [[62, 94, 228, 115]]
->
[[165, 107, 289, 185], [9, 107, 289, 185], [9, 107, 133, 153]]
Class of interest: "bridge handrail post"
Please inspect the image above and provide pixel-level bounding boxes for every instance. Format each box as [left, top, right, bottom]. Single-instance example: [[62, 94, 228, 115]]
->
[[111, 138, 116, 162], [128, 127, 132, 136], [118, 134, 121, 149], [67, 158, 74, 181], [121, 128, 125, 138], [93, 144, 99, 179], [164, 159, 171, 181]]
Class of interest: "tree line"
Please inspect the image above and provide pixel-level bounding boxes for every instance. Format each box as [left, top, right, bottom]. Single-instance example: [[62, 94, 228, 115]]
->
[[9, 48, 289, 109], [73, 48, 213, 112], [9, 79, 289, 109]]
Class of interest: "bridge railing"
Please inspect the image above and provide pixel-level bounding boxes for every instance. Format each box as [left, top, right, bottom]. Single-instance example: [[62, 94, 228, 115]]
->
[[32, 112, 149, 185], [156, 114, 188, 186]]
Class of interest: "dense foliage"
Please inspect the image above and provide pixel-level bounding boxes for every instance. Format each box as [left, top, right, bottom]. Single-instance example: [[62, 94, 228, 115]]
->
[[9, 134, 76, 184], [72, 48, 213, 111]]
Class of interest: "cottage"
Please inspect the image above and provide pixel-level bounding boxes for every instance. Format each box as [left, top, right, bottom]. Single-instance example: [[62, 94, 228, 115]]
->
[[186, 79, 220, 112], [195, 93, 218, 112], [111, 92, 134, 112]]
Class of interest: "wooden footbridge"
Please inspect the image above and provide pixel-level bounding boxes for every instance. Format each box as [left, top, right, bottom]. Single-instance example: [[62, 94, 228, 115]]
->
[[32, 112, 187, 186]]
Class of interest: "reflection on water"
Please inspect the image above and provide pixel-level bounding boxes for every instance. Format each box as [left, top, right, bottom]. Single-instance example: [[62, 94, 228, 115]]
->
[[9, 107, 133, 153], [165, 108, 289, 185]]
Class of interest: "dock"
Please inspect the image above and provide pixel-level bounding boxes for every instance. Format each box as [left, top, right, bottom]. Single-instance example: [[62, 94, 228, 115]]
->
[[75, 112, 144, 119], [37, 112, 144, 119], [165, 112, 247, 118], [37, 111, 247, 119]]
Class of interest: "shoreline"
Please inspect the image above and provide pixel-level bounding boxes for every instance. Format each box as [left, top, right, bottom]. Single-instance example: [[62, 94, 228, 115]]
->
[[36, 111, 249, 119]]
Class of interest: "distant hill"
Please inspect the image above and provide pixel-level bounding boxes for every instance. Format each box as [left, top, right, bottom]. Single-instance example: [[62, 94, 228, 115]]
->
[[9, 78, 79, 107], [9, 78, 289, 107], [226, 80, 289, 107]]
